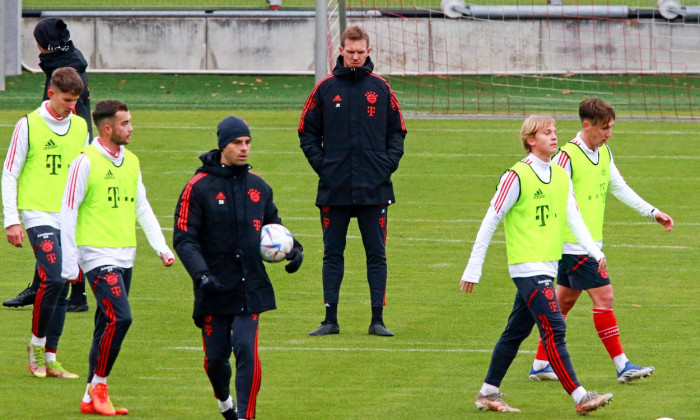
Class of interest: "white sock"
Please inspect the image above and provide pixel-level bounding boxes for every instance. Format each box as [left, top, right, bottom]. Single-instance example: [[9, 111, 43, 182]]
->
[[91, 375, 107, 386], [30, 335, 46, 347], [532, 359, 549, 370], [45, 351, 56, 364], [572, 386, 587, 404], [218, 395, 233, 412], [613, 353, 629, 372], [479, 383, 499, 396], [83, 384, 92, 403]]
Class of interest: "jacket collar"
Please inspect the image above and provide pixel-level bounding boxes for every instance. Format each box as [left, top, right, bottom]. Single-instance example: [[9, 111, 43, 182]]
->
[[332, 55, 375, 80], [197, 149, 251, 178]]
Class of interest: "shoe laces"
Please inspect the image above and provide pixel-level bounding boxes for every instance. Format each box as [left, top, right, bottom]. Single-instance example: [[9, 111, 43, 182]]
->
[[32, 345, 45, 360], [481, 392, 508, 401], [93, 383, 109, 399], [47, 361, 64, 370], [18, 285, 34, 297], [579, 391, 600, 405]]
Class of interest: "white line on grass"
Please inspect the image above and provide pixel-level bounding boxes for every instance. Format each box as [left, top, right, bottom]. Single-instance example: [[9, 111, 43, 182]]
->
[[131, 147, 700, 160], [1, 210, 690, 249], [158, 214, 700, 227], [45, 123, 697, 137], [152, 227, 692, 249], [166, 346, 533, 354]]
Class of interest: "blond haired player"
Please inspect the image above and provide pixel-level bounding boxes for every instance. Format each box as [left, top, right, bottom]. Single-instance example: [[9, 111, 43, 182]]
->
[[529, 98, 673, 384], [461, 115, 613, 415]]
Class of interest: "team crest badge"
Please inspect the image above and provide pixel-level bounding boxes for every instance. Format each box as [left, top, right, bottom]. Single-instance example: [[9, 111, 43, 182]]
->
[[40, 239, 53, 253], [365, 91, 378, 104], [248, 188, 260, 203], [543, 286, 555, 300], [104, 272, 119, 286]]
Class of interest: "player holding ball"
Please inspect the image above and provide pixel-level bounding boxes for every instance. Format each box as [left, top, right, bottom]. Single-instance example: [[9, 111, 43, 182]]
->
[[173, 116, 303, 420]]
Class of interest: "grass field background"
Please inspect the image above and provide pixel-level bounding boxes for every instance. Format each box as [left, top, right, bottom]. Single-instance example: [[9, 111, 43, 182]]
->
[[0, 73, 698, 419], [3, 72, 698, 118]]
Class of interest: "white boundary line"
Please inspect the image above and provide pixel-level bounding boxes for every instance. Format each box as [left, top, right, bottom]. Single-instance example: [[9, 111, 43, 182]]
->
[[158, 214, 700, 227], [153, 226, 693, 249], [166, 346, 532, 354], [131, 147, 700, 160]]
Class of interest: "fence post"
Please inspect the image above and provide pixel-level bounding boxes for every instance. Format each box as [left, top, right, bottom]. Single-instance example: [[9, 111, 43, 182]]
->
[[315, 0, 328, 83]]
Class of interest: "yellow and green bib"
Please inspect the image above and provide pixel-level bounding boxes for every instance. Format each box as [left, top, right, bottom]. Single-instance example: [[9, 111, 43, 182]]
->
[[76, 145, 140, 248], [560, 142, 611, 243], [17, 111, 87, 212], [504, 161, 569, 265]]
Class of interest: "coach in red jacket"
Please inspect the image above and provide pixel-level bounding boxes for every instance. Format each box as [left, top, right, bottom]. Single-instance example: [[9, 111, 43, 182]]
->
[[299, 25, 407, 337], [174, 116, 303, 420]]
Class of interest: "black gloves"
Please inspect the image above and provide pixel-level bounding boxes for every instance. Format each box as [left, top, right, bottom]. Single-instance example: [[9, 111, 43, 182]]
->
[[285, 239, 304, 273], [196, 273, 223, 294]]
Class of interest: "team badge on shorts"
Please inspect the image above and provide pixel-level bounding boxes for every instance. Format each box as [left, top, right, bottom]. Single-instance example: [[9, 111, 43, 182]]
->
[[40, 239, 54, 253], [104, 272, 119, 286], [543, 286, 555, 300]]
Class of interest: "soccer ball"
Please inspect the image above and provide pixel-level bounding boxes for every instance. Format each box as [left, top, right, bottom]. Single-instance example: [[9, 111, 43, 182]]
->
[[259, 224, 293, 263]]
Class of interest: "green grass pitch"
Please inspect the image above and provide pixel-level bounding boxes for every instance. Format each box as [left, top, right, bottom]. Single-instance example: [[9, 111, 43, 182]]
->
[[0, 73, 698, 419]]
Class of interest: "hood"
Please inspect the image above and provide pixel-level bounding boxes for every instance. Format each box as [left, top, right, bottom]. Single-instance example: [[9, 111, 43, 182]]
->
[[38, 42, 88, 74], [196, 149, 250, 178]]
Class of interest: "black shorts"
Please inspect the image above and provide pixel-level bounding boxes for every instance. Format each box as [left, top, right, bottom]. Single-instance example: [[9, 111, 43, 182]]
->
[[556, 254, 611, 290]]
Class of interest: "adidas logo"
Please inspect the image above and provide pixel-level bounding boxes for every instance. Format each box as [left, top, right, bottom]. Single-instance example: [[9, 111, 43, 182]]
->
[[104, 170, 115, 180], [533, 188, 545, 199], [332, 95, 342, 102], [216, 192, 226, 204], [44, 139, 57, 150]]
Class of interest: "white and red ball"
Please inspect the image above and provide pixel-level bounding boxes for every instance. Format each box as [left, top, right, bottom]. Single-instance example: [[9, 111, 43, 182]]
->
[[259, 224, 293, 263]]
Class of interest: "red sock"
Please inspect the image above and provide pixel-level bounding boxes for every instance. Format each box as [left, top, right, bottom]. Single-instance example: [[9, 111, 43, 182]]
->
[[535, 313, 567, 361], [593, 308, 624, 359], [535, 338, 548, 361]]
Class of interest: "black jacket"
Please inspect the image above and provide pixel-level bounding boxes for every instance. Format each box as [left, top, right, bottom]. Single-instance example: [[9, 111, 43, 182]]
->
[[299, 56, 406, 206], [173, 150, 281, 323], [39, 41, 92, 138]]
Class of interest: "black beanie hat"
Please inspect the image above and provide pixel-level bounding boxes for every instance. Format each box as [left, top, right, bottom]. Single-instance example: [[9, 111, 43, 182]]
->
[[34, 18, 71, 52], [217, 116, 251, 149]]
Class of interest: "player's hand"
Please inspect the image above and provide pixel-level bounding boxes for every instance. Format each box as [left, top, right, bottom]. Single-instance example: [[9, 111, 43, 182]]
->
[[460, 280, 476, 294], [284, 247, 303, 274], [655, 211, 674, 232], [6, 224, 25, 248], [160, 252, 175, 267], [196, 274, 223, 294], [597, 256, 608, 278]]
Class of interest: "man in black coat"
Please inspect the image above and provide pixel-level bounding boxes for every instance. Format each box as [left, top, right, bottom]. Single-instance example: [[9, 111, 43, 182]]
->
[[34, 17, 92, 140], [173, 116, 303, 420], [299, 25, 407, 337]]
